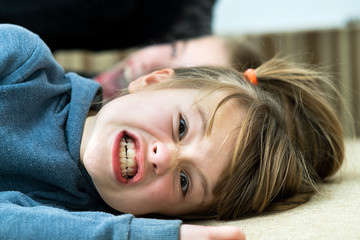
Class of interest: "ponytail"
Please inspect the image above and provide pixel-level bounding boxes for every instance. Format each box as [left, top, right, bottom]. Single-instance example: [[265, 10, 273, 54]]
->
[[255, 58, 344, 179], [213, 57, 344, 219]]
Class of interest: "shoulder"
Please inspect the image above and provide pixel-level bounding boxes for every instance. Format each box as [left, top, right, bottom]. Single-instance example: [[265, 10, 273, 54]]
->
[[0, 24, 54, 83], [0, 24, 37, 40], [0, 24, 40, 60]]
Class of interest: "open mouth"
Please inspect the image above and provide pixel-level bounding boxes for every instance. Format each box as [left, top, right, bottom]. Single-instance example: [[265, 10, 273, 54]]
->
[[119, 135, 138, 179], [113, 131, 143, 184]]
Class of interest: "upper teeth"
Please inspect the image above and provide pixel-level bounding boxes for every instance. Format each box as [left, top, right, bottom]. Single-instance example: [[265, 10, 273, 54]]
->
[[120, 136, 138, 178]]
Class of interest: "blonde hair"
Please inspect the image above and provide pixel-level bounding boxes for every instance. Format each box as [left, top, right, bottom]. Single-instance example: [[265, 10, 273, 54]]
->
[[143, 57, 345, 220]]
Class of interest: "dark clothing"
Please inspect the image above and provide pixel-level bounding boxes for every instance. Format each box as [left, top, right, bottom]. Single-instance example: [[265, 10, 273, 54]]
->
[[0, 0, 216, 51]]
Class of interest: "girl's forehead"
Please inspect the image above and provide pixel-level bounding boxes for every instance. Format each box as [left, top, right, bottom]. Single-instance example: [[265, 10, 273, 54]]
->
[[141, 87, 243, 116], [195, 89, 244, 115]]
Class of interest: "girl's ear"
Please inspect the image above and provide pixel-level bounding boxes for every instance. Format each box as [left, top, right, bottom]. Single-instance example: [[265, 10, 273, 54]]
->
[[128, 68, 175, 93]]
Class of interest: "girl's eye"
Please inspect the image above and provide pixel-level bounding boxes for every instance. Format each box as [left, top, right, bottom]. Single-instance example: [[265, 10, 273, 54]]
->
[[180, 171, 189, 195], [179, 116, 187, 140]]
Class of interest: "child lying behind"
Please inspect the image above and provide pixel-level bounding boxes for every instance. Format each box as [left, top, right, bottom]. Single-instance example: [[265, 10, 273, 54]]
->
[[0, 24, 344, 239]]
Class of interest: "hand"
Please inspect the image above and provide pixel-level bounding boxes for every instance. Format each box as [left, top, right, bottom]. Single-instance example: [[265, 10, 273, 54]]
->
[[180, 224, 246, 240]]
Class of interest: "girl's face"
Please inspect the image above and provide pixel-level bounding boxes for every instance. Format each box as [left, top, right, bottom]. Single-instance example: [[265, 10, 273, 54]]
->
[[80, 71, 244, 216]]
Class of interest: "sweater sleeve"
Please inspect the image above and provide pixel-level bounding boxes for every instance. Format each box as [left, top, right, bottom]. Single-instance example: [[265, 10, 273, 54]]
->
[[0, 191, 181, 240]]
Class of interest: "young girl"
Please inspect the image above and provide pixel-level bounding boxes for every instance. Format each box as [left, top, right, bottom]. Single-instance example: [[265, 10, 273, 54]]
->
[[0, 24, 344, 239]]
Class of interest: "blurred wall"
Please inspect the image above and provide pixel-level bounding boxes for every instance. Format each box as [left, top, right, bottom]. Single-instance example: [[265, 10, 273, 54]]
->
[[213, 0, 360, 34], [212, 0, 360, 138]]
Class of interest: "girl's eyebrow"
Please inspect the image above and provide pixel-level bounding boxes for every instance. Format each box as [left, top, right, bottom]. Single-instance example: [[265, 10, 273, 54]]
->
[[195, 104, 208, 139], [198, 167, 209, 203], [193, 104, 210, 202], [189, 161, 209, 204]]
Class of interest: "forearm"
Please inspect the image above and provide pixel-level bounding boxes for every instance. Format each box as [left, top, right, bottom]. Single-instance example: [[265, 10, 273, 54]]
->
[[0, 192, 181, 240]]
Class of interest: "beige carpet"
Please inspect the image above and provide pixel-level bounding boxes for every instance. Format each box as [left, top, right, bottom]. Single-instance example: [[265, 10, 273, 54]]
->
[[192, 140, 360, 239]]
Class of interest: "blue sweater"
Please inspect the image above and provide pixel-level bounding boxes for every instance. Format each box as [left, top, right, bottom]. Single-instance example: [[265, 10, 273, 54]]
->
[[0, 24, 181, 239]]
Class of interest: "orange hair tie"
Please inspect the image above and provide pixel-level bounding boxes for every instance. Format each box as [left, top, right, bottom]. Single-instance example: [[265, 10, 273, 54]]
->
[[244, 68, 258, 85]]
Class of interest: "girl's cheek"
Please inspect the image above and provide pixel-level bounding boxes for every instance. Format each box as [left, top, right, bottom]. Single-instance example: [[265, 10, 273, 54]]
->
[[146, 176, 175, 204], [152, 121, 171, 138], [139, 112, 173, 141]]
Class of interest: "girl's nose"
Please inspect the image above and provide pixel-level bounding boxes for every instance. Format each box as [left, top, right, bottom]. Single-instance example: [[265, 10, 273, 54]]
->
[[148, 142, 174, 175]]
